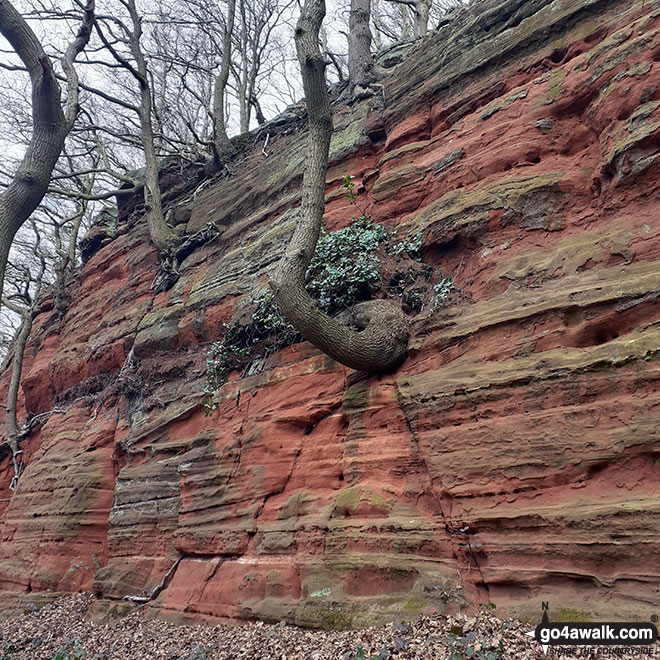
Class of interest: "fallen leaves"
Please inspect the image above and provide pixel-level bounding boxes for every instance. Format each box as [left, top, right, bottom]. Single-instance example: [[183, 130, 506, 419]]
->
[[0, 594, 655, 660]]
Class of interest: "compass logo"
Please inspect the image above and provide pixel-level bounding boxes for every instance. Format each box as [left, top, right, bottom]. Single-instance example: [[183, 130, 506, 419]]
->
[[526, 607, 659, 655]]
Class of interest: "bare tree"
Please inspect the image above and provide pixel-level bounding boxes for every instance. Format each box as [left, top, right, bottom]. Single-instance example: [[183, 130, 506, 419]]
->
[[376, 0, 466, 42], [399, 3, 414, 40], [320, 24, 346, 82], [383, 0, 431, 38], [2, 223, 46, 492], [94, 0, 178, 255], [0, 0, 94, 307], [415, 0, 431, 37], [114, 1, 218, 162], [214, 0, 237, 158], [270, 0, 408, 373], [371, 0, 383, 50], [50, 154, 98, 316], [348, 0, 375, 97], [230, 0, 297, 133]]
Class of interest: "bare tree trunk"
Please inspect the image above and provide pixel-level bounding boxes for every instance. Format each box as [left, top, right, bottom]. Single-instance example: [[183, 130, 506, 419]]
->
[[0, 0, 94, 307], [5, 308, 32, 491], [270, 0, 408, 373], [54, 173, 93, 317], [400, 3, 413, 40], [3, 236, 46, 492], [250, 97, 267, 125], [238, 3, 250, 134], [348, 0, 375, 96], [246, 38, 260, 129], [320, 26, 345, 82], [153, 59, 168, 152], [124, 0, 178, 255], [214, 0, 236, 158], [414, 0, 431, 37]]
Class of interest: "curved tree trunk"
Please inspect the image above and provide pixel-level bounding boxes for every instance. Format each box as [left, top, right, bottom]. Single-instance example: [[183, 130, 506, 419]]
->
[[270, 0, 408, 373], [348, 0, 375, 96], [0, 0, 94, 307]]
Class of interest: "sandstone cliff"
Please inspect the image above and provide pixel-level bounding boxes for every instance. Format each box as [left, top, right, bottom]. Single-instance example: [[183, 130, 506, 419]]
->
[[0, 0, 659, 628]]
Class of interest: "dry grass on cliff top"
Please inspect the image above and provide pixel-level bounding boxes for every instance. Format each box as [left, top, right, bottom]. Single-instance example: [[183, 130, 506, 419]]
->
[[0, 594, 657, 660]]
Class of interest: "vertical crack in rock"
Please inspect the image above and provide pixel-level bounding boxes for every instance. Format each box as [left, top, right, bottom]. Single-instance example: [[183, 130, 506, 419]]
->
[[254, 443, 303, 521], [124, 554, 183, 604], [394, 381, 490, 603]]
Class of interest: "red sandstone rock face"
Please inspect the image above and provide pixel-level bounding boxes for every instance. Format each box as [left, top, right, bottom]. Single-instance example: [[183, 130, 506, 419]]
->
[[1, 0, 659, 628]]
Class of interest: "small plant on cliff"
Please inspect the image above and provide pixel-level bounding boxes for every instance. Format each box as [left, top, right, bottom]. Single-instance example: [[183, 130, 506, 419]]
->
[[203, 291, 299, 415], [203, 342, 231, 415], [203, 177, 456, 410], [343, 174, 358, 204], [388, 232, 423, 261], [306, 216, 387, 315], [431, 267, 456, 310]]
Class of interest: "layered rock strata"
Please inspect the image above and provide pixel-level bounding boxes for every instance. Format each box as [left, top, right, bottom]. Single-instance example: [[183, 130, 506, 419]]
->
[[0, 0, 659, 627]]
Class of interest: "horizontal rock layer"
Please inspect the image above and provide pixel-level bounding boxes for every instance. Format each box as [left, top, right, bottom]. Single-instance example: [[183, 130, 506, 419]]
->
[[1, 0, 659, 628]]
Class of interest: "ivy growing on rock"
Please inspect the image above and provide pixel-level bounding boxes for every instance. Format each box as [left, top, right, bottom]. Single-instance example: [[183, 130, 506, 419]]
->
[[203, 175, 457, 413], [306, 216, 387, 315], [432, 268, 455, 309], [387, 231, 423, 261], [203, 290, 299, 415]]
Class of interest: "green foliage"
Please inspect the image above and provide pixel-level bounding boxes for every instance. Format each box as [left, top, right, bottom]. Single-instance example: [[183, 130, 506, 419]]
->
[[1, 641, 18, 656], [203, 342, 231, 415], [343, 174, 358, 205], [202, 173, 456, 410], [306, 216, 387, 316], [432, 267, 455, 310], [387, 232, 423, 261], [203, 290, 298, 414]]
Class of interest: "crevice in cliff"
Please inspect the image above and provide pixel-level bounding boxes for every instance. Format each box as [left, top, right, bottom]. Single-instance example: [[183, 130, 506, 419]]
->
[[125, 554, 183, 604], [254, 443, 303, 522], [394, 380, 491, 605], [306, 399, 344, 436]]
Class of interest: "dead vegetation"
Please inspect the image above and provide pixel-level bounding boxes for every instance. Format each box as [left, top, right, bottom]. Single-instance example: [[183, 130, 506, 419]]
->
[[0, 594, 651, 660]]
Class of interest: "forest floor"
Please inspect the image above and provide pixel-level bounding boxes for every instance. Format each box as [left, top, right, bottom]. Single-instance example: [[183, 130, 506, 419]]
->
[[0, 593, 656, 659]]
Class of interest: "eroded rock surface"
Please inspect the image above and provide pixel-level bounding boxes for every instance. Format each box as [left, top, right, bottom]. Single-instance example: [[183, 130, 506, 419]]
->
[[1, 0, 659, 628]]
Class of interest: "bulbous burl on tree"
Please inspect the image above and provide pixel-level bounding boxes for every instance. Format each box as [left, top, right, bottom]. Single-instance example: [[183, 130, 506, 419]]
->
[[269, 0, 409, 374]]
